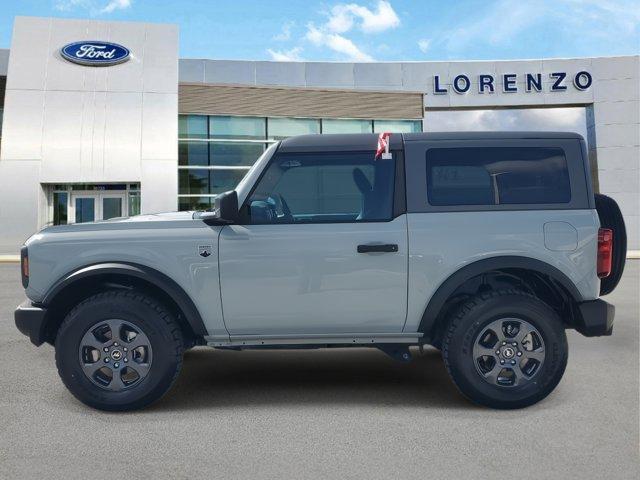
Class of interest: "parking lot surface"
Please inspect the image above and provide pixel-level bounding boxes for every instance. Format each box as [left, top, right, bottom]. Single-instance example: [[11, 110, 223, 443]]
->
[[1, 262, 638, 479]]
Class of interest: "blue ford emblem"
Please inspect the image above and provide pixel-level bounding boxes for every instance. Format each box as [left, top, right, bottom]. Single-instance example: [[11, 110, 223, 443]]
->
[[60, 41, 130, 66]]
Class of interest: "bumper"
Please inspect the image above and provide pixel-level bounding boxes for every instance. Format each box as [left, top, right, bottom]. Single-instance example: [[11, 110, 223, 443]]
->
[[15, 300, 48, 346], [575, 299, 615, 337]]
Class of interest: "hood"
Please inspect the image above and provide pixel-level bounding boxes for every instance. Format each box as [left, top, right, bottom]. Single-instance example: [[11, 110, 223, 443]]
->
[[37, 211, 198, 234]]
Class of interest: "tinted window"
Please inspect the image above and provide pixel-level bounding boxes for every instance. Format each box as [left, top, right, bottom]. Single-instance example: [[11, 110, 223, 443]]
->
[[245, 152, 395, 224], [426, 147, 571, 206]]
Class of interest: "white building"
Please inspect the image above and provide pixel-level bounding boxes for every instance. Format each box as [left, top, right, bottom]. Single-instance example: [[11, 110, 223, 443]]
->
[[0, 16, 638, 253]]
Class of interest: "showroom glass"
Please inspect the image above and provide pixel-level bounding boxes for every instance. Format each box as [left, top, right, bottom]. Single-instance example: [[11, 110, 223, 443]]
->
[[374, 119, 422, 133], [179, 169, 210, 195], [50, 184, 139, 225], [53, 192, 68, 225], [178, 115, 207, 139], [128, 191, 140, 216], [178, 196, 213, 211], [177, 114, 421, 211], [426, 147, 571, 206], [245, 152, 395, 224], [322, 119, 373, 134], [209, 116, 266, 139], [75, 198, 95, 223], [267, 117, 320, 140], [103, 197, 123, 220]]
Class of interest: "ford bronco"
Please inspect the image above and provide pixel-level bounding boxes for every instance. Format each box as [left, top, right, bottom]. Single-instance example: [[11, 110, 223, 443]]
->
[[15, 132, 626, 411]]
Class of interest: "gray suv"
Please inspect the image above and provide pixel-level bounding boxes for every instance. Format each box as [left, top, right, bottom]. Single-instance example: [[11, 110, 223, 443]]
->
[[15, 132, 626, 411]]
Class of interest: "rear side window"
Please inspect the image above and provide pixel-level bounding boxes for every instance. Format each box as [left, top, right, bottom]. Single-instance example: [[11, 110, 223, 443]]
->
[[244, 151, 395, 224], [426, 147, 571, 206]]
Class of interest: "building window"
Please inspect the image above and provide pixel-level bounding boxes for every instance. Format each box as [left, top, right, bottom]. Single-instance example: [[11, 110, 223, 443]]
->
[[177, 114, 422, 211], [267, 117, 321, 140], [209, 116, 266, 139], [374, 119, 422, 133], [53, 191, 68, 225], [49, 183, 140, 225], [178, 114, 208, 139], [322, 119, 373, 134]]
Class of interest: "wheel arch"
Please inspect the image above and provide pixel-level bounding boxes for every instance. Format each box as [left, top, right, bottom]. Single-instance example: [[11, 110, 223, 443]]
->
[[39, 262, 208, 345], [419, 256, 584, 344]]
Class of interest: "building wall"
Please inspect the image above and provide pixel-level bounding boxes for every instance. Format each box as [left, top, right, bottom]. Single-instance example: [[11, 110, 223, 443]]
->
[[180, 57, 639, 249], [178, 83, 423, 119], [0, 17, 178, 253], [0, 17, 637, 253]]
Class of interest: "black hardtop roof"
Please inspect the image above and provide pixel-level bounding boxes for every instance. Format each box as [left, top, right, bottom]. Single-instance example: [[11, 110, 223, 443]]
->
[[278, 131, 584, 152]]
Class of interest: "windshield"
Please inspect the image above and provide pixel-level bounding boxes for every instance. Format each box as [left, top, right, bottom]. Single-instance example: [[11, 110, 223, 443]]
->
[[191, 142, 279, 217], [234, 142, 279, 206]]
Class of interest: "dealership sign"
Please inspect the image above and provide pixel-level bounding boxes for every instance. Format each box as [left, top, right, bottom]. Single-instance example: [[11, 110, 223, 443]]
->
[[431, 71, 592, 94], [60, 41, 130, 66]]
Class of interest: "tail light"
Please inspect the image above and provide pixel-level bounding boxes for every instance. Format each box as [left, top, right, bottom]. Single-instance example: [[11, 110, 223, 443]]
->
[[20, 246, 29, 288], [597, 228, 613, 278]]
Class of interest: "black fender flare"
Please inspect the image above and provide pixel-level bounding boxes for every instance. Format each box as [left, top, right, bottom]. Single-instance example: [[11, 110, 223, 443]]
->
[[41, 262, 208, 337], [418, 256, 584, 339]]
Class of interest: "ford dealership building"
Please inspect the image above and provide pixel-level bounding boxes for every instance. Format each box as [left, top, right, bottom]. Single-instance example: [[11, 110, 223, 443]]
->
[[0, 16, 638, 253]]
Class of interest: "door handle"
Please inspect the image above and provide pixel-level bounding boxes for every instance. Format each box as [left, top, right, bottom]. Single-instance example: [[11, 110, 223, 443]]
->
[[357, 243, 399, 253]]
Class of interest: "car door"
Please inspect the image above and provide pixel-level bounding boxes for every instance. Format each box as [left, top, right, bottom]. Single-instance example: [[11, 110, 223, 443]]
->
[[218, 149, 408, 335]]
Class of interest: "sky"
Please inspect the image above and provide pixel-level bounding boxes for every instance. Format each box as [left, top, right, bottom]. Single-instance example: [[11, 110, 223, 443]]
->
[[0, 0, 631, 139], [0, 0, 637, 61]]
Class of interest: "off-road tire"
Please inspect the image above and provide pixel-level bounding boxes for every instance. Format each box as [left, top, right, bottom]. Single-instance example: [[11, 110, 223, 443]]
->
[[442, 289, 568, 409], [55, 290, 184, 411]]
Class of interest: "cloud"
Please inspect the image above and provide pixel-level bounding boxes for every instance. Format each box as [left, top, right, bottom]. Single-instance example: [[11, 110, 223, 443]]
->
[[100, 0, 131, 14], [418, 39, 431, 53], [327, 1, 400, 34], [267, 47, 304, 61], [429, 0, 640, 58], [425, 108, 587, 140], [273, 21, 295, 42], [306, 24, 373, 61], [54, 0, 132, 15], [267, 1, 400, 62]]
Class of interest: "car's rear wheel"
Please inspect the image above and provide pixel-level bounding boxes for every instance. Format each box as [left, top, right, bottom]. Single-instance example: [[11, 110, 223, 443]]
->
[[442, 289, 568, 409], [55, 291, 184, 411]]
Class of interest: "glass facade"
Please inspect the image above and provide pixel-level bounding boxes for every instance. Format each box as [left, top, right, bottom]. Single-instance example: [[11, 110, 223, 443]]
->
[[178, 114, 422, 211], [50, 184, 140, 225]]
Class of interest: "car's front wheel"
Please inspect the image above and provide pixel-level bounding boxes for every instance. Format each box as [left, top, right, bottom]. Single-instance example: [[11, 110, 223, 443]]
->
[[442, 289, 568, 409], [55, 291, 184, 411]]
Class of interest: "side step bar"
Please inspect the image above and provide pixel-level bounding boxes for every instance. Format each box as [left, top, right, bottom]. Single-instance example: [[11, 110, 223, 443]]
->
[[205, 332, 422, 347]]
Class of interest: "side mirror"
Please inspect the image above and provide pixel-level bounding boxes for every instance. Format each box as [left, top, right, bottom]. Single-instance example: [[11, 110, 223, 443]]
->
[[214, 190, 239, 224], [200, 190, 238, 225]]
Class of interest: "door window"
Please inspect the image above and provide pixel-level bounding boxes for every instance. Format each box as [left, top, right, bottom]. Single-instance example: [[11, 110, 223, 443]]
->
[[102, 197, 123, 220], [244, 152, 395, 224], [75, 198, 95, 223]]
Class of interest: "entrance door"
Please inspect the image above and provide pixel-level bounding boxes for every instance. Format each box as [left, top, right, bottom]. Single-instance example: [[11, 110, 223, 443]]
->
[[70, 192, 126, 223], [101, 194, 125, 220], [219, 149, 408, 335]]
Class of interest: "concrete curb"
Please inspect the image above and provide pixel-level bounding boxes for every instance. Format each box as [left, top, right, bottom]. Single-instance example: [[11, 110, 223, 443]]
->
[[2, 252, 640, 263]]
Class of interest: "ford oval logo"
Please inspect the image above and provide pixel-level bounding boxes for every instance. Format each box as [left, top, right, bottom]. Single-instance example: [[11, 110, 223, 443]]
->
[[60, 41, 130, 67]]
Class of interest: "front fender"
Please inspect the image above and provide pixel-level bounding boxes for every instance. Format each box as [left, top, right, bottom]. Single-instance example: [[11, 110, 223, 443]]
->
[[42, 262, 208, 337]]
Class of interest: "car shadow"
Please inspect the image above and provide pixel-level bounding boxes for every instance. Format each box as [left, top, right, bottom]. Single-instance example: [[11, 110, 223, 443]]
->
[[151, 346, 479, 411]]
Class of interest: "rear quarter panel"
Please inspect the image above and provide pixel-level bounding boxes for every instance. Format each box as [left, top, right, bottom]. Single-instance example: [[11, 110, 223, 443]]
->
[[404, 209, 600, 332]]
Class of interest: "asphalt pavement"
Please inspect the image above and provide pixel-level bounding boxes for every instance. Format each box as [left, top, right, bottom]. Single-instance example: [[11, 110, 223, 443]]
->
[[1, 262, 638, 479]]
